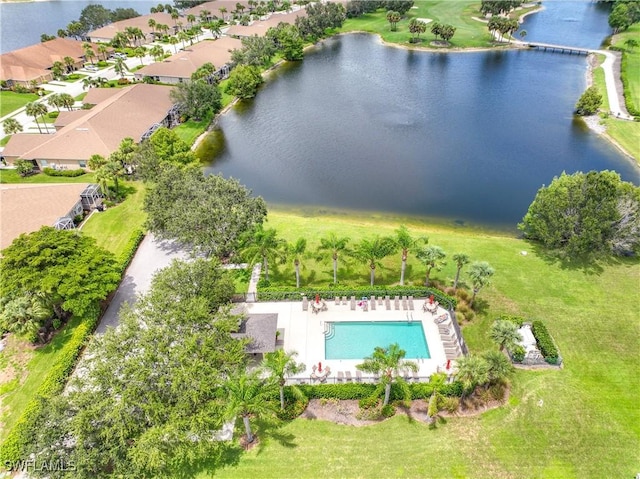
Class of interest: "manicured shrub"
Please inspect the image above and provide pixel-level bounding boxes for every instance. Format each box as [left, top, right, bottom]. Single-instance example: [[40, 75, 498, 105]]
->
[[258, 286, 457, 309], [42, 167, 85, 177], [531, 320, 559, 364], [14, 159, 35, 177], [498, 314, 525, 327], [117, 229, 145, 274], [300, 383, 377, 400], [510, 344, 525, 363], [440, 396, 460, 413], [47, 111, 59, 119], [381, 404, 396, 417], [358, 395, 380, 409], [277, 398, 309, 421]]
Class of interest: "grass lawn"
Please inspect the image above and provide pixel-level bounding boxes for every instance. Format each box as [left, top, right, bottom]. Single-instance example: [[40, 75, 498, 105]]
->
[[591, 49, 639, 163], [0, 169, 96, 184], [188, 208, 640, 479], [81, 181, 147, 257], [0, 91, 39, 117], [339, 1, 528, 49], [0, 316, 83, 442], [174, 111, 214, 146]]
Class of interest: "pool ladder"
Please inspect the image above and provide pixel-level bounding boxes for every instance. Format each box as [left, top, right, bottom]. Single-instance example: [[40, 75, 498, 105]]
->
[[323, 322, 335, 340]]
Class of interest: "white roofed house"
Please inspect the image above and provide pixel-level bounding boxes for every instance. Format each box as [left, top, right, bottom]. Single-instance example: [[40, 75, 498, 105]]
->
[[134, 36, 242, 84], [2, 84, 178, 171]]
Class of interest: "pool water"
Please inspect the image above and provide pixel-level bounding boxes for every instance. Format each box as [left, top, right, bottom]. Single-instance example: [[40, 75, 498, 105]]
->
[[324, 321, 430, 360]]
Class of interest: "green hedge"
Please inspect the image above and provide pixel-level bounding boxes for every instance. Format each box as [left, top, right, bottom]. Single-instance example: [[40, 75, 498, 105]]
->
[[289, 380, 464, 402], [0, 305, 100, 463], [42, 167, 86, 177], [497, 314, 525, 327], [620, 52, 640, 118], [117, 229, 145, 274], [0, 230, 145, 463], [258, 286, 457, 309], [531, 320, 560, 365]]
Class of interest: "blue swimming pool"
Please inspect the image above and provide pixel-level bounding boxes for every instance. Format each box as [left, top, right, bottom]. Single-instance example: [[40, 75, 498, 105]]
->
[[324, 321, 430, 360]]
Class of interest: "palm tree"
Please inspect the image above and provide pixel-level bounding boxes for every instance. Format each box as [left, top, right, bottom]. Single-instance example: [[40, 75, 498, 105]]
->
[[102, 160, 124, 198], [241, 227, 285, 282], [51, 61, 65, 80], [199, 9, 211, 24], [148, 18, 157, 35], [482, 350, 514, 385], [316, 233, 350, 285], [395, 225, 427, 285], [489, 320, 521, 352], [95, 165, 113, 199], [171, 10, 180, 30], [88, 153, 107, 171], [47, 93, 62, 112], [3, 118, 23, 135], [63, 56, 75, 73], [353, 236, 396, 286], [454, 354, 489, 399], [467, 261, 494, 307], [224, 371, 277, 444], [57, 93, 75, 111], [287, 238, 307, 288], [356, 343, 418, 406], [387, 10, 401, 31], [168, 36, 179, 54], [97, 43, 109, 61], [452, 253, 470, 290], [178, 31, 189, 50], [134, 46, 147, 66], [207, 20, 222, 38], [150, 44, 165, 62], [82, 42, 96, 65], [113, 57, 129, 78], [187, 14, 196, 27], [262, 349, 306, 410], [416, 245, 446, 287], [25, 101, 48, 134], [219, 6, 228, 22]]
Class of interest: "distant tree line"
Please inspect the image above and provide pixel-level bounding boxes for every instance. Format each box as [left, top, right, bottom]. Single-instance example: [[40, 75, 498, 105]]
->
[[41, 4, 141, 42]]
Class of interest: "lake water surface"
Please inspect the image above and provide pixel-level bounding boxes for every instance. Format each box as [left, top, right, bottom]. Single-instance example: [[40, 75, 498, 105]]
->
[[202, 33, 638, 229]]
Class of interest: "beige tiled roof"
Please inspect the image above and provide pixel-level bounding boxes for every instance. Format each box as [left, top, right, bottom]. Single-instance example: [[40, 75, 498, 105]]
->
[[0, 183, 89, 250], [136, 36, 241, 79], [185, 0, 252, 17], [0, 38, 93, 83], [88, 12, 176, 41], [6, 84, 175, 162], [2, 134, 49, 159], [82, 88, 122, 105], [54, 110, 91, 129], [226, 10, 306, 37]]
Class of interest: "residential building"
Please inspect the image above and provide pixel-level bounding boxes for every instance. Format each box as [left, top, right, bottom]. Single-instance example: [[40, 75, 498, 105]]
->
[[134, 36, 241, 83], [2, 84, 178, 170]]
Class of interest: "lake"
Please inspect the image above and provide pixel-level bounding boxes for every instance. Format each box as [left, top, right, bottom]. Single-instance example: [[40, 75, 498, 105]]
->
[[202, 34, 638, 230], [0, 0, 158, 53]]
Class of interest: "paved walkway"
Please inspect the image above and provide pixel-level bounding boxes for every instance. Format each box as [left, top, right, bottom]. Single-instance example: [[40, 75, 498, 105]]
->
[[95, 233, 190, 334]]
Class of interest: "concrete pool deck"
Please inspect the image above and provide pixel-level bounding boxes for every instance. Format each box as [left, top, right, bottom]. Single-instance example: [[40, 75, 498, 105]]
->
[[241, 298, 458, 383]]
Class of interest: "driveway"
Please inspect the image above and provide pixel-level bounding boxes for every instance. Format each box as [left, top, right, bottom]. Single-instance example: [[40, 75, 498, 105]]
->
[[95, 233, 190, 334]]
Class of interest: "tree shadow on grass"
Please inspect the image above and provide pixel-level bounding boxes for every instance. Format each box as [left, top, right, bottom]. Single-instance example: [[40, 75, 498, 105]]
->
[[169, 442, 244, 479], [253, 417, 298, 455], [526, 240, 639, 276]]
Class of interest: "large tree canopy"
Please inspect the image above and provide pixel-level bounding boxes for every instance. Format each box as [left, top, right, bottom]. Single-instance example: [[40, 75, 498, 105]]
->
[[0, 227, 120, 321], [144, 165, 267, 258], [24, 259, 248, 478], [519, 171, 640, 258]]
